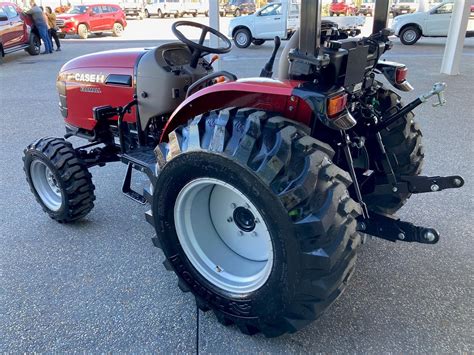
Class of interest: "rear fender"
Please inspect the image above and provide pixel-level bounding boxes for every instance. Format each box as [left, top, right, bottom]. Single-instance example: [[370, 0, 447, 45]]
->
[[160, 78, 315, 142]]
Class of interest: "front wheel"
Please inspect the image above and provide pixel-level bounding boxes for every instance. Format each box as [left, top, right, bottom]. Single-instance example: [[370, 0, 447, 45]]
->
[[23, 137, 96, 223], [233, 28, 251, 48], [234, 8, 241, 17], [112, 22, 124, 37], [400, 26, 421, 45], [77, 24, 88, 39], [150, 109, 362, 337], [145, 9, 150, 18]]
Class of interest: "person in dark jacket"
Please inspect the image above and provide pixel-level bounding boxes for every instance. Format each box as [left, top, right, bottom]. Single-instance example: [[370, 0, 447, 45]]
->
[[25, 1, 53, 54], [45, 6, 60, 51]]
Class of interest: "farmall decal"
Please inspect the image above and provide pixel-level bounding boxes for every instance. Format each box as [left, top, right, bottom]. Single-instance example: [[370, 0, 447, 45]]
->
[[72, 73, 106, 83]]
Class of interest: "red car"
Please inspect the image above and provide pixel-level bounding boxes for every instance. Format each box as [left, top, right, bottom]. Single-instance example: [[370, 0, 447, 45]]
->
[[329, 0, 356, 16], [0, 2, 40, 60], [56, 4, 127, 39]]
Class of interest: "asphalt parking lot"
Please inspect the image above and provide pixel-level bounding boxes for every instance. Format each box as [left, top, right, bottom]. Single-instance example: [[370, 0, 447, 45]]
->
[[0, 16, 473, 353]]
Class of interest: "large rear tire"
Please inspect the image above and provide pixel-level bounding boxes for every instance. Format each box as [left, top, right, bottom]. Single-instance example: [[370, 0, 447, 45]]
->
[[150, 109, 362, 337], [23, 137, 96, 223], [364, 88, 424, 214]]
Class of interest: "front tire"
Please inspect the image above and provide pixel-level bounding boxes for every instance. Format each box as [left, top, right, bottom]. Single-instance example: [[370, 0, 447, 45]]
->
[[77, 24, 88, 39], [145, 9, 150, 18], [234, 8, 241, 17], [150, 109, 362, 337], [399, 26, 421, 45], [23, 137, 96, 223], [112, 22, 124, 37], [233, 28, 251, 48]]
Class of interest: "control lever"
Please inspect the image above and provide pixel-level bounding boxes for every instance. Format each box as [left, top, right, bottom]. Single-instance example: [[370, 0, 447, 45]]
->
[[420, 82, 447, 107], [260, 36, 281, 78]]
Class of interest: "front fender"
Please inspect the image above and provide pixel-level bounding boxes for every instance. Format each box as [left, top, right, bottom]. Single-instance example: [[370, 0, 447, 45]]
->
[[160, 78, 313, 142]]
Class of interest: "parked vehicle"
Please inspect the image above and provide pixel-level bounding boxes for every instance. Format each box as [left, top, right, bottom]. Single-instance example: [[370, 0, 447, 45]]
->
[[229, 0, 364, 48], [183, 0, 209, 17], [392, 0, 474, 45], [329, 0, 356, 16], [357, 0, 375, 16], [23, 0, 464, 339], [0, 2, 40, 61], [391, 0, 417, 17], [56, 4, 127, 39], [145, 0, 178, 18], [221, 0, 255, 17], [229, 1, 299, 47], [120, 0, 145, 19]]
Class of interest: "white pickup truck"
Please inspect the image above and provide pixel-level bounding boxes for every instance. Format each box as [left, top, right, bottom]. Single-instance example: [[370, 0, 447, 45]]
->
[[391, 0, 474, 45], [228, 0, 365, 48]]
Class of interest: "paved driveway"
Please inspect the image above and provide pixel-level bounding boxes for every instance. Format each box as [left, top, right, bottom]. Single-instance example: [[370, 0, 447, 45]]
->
[[0, 26, 473, 353]]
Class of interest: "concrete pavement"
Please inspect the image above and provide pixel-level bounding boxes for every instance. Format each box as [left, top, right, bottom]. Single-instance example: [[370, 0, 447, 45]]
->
[[0, 25, 473, 353]]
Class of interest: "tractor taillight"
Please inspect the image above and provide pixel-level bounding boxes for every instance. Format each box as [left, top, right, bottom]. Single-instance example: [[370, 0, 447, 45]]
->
[[395, 67, 408, 84], [327, 93, 348, 118]]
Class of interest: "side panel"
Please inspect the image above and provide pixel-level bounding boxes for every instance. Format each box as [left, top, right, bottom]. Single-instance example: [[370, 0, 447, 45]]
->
[[60, 67, 136, 131], [160, 79, 313, 142]]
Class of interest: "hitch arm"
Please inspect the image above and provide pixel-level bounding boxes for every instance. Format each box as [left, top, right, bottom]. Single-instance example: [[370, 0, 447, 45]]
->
[[372, 175, 464, 195], [375, 82, 447, 132], [358, 212, 440, 244]]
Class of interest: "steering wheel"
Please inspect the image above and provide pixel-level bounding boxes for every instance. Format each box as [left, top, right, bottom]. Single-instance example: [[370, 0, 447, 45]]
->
[[172, 21, 232, 67]]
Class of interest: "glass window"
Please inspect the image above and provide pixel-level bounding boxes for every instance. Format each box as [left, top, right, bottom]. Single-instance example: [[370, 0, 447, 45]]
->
[[435, 3, 453, 13], [68, 6, 88, 14], [108, 6, 117, 12], [5, 5, 18, 18], [0, 7, 7, 18], [91, 6, 102, 14], [259, 4, 281, 16]]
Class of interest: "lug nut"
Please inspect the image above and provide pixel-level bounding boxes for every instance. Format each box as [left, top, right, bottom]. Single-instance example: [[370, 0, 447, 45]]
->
[[358, 222, 366, 231], [431, 184, 440, 192], [424, 231, 436, 242], [398, 233, 406, 240]]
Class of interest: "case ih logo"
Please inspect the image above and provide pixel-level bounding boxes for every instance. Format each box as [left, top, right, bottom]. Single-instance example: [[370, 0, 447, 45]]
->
[[73, 73, 106, 83]]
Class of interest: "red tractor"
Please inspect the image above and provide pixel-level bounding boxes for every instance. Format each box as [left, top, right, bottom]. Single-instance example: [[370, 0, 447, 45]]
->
[[23, 1, 464, 337]]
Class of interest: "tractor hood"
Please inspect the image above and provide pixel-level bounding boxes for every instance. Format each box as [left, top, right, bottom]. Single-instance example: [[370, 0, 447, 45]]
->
[[60, 48, 149, 71]]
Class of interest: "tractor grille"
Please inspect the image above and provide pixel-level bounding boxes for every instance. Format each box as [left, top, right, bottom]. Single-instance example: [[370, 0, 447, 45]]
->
[[56, 19, 65, 27]]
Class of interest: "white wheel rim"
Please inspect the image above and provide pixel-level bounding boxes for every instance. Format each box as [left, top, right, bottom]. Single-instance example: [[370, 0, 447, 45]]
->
[[174, 178, 273, 294], [30, 160, 62, 211], [403, 29, 416, 43], [235, 32, 248, 46], [115, 24, 123, 34]]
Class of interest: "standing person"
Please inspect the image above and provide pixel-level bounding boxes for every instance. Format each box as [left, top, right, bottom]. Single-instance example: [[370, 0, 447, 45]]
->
[[25, 1, 53, 54], [45, 6, 61, 51]]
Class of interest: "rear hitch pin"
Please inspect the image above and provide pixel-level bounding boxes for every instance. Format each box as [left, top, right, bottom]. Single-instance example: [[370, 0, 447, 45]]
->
[[419, 82, 447, 107]]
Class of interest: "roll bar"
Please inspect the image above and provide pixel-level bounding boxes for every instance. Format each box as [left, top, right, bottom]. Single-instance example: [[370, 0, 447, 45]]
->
[[298, 0, 390, 56]]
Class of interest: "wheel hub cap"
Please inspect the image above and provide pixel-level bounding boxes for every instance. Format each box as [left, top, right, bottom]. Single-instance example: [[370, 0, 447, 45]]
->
[[236, 33, 247, 46], [233, 207, 256, 232]]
